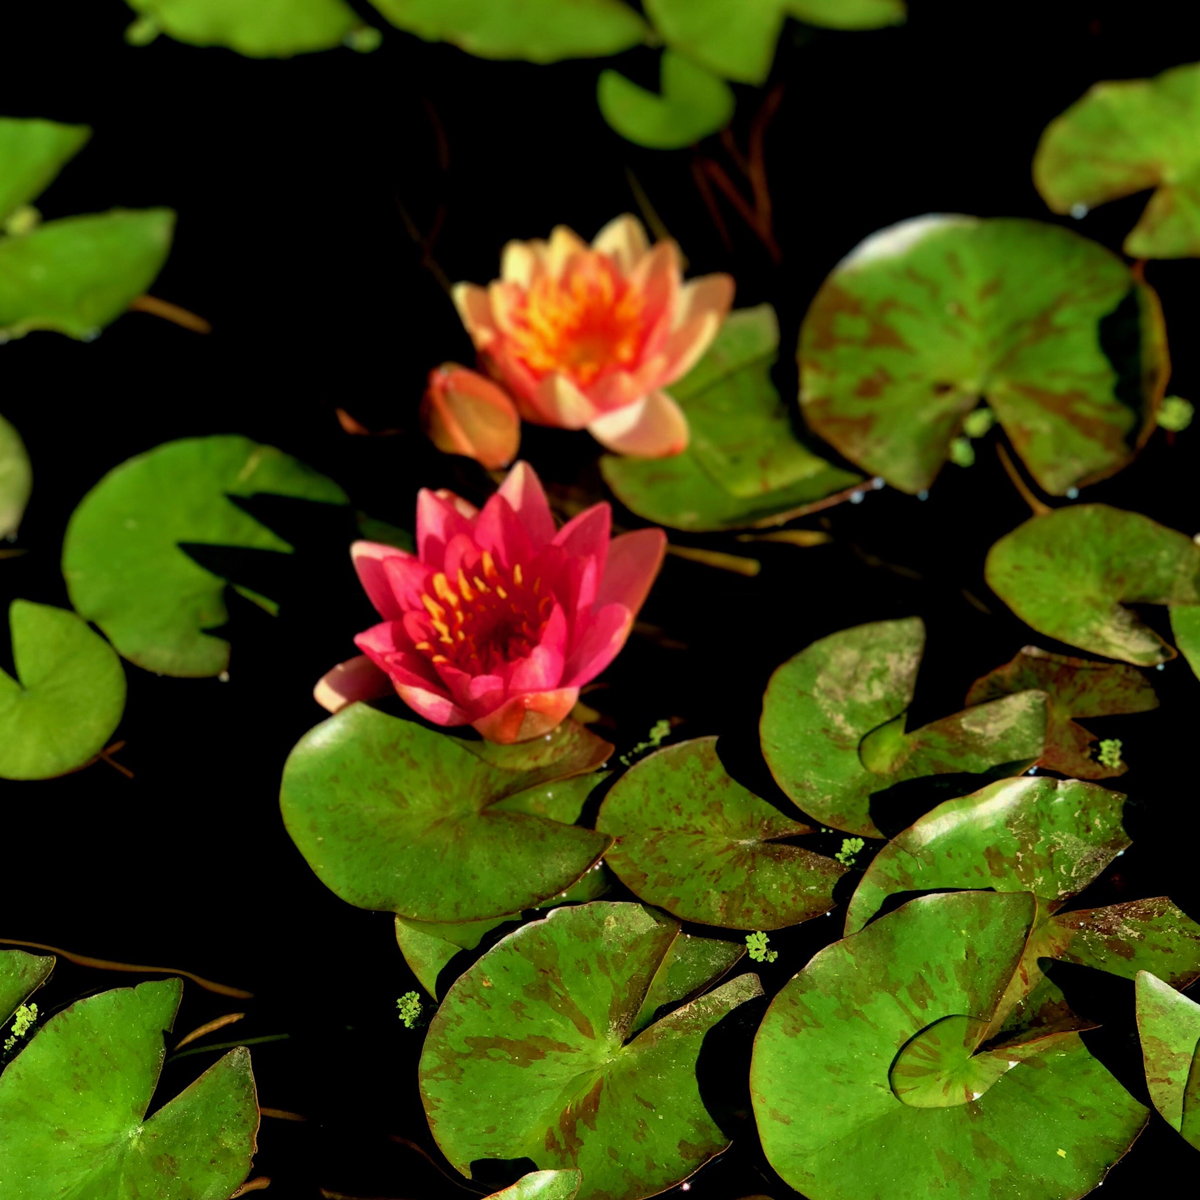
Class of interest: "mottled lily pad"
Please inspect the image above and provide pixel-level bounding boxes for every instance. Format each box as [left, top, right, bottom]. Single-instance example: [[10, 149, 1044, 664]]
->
[[751, 891, 1147, 1200], [798, 216, 1168, 495], [63, 435, 348, 677], [966, 647, 1158, 778], [489, 1171, 583, 1200], [985, 505, 1200, 666], [0, 601, 126, 781], [1034, 61, 1200, 259], [282, 704, 612, 924], [760, 617, 1047, 838], [602, 306, 862, 531], [1136, 971, 1200, 1149], [598, 52, 734, 149], [0, 950, 53, 1027], [0, 978, 259, 1197], [420, 902, 762, 1200], [0, 415, 32, 541], [598, 736, 845, 929], [1171, 604, 1200, 681], [0, 117, 90, 225]]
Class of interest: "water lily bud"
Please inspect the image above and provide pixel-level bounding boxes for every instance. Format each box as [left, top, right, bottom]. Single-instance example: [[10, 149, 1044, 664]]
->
[[420, 364, 520, 469]]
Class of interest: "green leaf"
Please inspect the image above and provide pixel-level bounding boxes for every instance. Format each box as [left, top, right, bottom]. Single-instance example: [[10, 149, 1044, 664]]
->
[[62, 435, 348, 677], [282, 704, 612, 923], [602, 306, 861, 531], [1136, 971, 1200, 1148], [642, 0, 903, 86], [0, 978, 259, 1197], [0, 601, 126, 781], [419, 902, 762, 1200], [1171, 604, 1200, 681], [0, 117, 90, 225], [0, 951, 53, 1028], [751, 891, 1147, 1200], [965, 647, 1158, 779], [0, 414, 32, 540], [1034, 61, 1200, 259], [0, 209, 175, 341], [985, 504, 1200, 666], [125, 0, 374, 56], [630, 929, 745, 1035], [489, 1171, 583, 1200], [369, 0, 649, 63], [598, 736, 845, 929], [760, 617, 1047, 838], [598, 51, 734, 150], [798, 216, 1169, 495]]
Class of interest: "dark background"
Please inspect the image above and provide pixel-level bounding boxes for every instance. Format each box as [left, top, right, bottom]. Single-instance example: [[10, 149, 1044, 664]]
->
[[3, 1, 1200, 1195]]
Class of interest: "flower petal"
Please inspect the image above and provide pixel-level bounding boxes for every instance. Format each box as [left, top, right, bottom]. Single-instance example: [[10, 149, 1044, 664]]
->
[[497, 460, 557, 551], [474, 493, 533, 570], [313, 655, 392, 714], [351, 540, 410, 620], [451, 282, 498, 348], [396, 683, 471, 728], [552, 503, 611, 569], [546, 225, 588, 278], [588, 390, 690, 458], [382, 553, 433, 612], [416, 488, 478, 566], [500, 240, 538, 288], [562, 602, 634, 688], [674, 272, 735, 328], [597, 527, 666, 617], [508, 603, 568, 693], [592, 213, 650, 273], [471, 687, 580, 744], [531, 373, 600, 429], [421, 364, 521, 470]]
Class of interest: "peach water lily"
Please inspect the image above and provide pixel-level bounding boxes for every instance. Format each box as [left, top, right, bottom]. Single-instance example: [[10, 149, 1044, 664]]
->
[[452, 214, 734, 458], [420, 363, 520, 469], [314, 462, 666, 744]]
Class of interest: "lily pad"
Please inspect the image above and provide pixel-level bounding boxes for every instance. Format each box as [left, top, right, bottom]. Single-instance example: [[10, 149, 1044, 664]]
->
[[369, 0, 649, 63], [0, 117, 90, 225], [598, 52, 735, 150], [631, 929, 746, 1035], [125, 0, 376, 56], [602, 306, 862, 531], [985, 504, 1200, 666], [0, 978, 259, 1197], [420, 901, 762, 1200], [1136, 971, 1200, 1149], [0, 950, 53, 1027], [0, 415, 32, 540], [751, 891, 1147, 1200], [0, 601, 126, 781], [642, 0, 904, 86], [965, 647, 1158, 779], [282, 704, 612, 924], [62, 435, 348, 677], [1170, 604, 1200, 681], [598, 736, 846, 929], [798, 215, 1169, 495], [489, 1171, 583, 1200], [1034, 61, 1200, 259], [760, 617, 1047, 838]]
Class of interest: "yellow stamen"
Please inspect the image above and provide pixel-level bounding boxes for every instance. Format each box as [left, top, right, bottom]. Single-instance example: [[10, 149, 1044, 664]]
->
[[415, 641, 432, 651], [473, 575, 490, 593], [457, 569, 474, 602], [513, 563, 524, 586], [431, 654, 449, 664], [496, 586, 508, 600], [433, 573, 459, 607], [421, 594, 445, 621], [481, 551, 498, 580]]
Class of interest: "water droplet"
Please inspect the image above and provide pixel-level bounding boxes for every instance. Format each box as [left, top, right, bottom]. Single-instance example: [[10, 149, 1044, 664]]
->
[[1157, 663, 1166, 671], [81, 328, 101, 343], [1116, 850, 1124, 857], [1070, 203, 1088, 219], [917, 489, 929, 501], [1066, 487, 1079, 499], [218, 670, 230, 683], [872, 476, 885, 489], [850, 491, 864, 504]]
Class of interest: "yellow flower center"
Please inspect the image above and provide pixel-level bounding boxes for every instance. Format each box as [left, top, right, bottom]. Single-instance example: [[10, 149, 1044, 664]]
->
[[507, 252, 646, 386]]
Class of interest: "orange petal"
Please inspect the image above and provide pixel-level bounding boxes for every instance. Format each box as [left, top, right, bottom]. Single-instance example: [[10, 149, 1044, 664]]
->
[[313, 655, 393, 714], [471, 687, 580, 744], [545, 225, 589, 278], [661, 310, 724, 386], [674, 273, 735, 328], [451, 282, 497, 348], [421, 364, 520, 469], [629, 240, 682, 326], [531, 372, 600, 429], [500, 240, 538, 288], [592, 214, 650, 273], [588, 390, 689, 458]]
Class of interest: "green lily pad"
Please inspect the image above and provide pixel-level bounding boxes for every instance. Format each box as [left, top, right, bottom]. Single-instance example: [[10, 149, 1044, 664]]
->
[[1171, 604, 1200, 681], [985, 504, 1200, 666], [751, 891, 1147, 1200], [0, 600, 126, 781], [282, 704, 612, 924], [0, 414, 32, 541], [62, 435, 348, 677], [0, 209, 175, 341], [489, 1171, 583, 1200], [0, 117, 90, 226], [369, 0, 648, 63], [760, 617, 1047, 838], [598, 736, 846, 929], [598, 51, 734, 150], [0, 951, 53, 1027], [631, 929, 745, 1035], [798, 215, 1169, 495], [1034, 61, 1200, 259], [966, 647, 1158, 778], [125, 0, 376, 56], [642, 0, 904, 86], [0, 978, 259, 1197], [420, 901, 762, 1200], [1136, 971, 1200, 1149], [602, 306, 862, 531]]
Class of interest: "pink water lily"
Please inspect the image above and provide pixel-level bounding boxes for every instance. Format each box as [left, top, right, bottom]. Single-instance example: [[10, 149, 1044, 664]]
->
[[452, 214, 734, 459], [314, 462, 666, 744]]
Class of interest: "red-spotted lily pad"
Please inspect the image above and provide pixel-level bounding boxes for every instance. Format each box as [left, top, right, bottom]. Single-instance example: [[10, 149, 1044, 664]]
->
[[760, 617, 1047, 838], [797, 216, 1168, 495], [489, 1171, 583, 1200], [966, 647, 1158, 779], [0, 950, 52, 1027], [419, 902, 762, 1200], [1136, 971, 1200, 1150], [598, 736, 845, 929], [985, 505, 1200, 666], [1034, 61, 1200, 259], [0, 414, 32, 541], [282, 704, 612, 924], [0, 978, 259, 1197], [751, 891, 1147, 1200], [602, 306, 861, 531]]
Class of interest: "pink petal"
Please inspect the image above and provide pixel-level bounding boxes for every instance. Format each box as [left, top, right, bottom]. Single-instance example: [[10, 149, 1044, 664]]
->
[[628, 241, 681, 325], [313, 655, 393, 714], [351, 540, 410, 620], [592, 214, 650, 273], [508, 604, 568, 693], [552, 503, 611, 574], [588, 390, 690, 458], [597, 528, 666, 617], [562, 603, 634, 688], [354, 623, 442, 690], [497, 461, 557, 551], [395, 683, 471, 728], [381, 553, 432, 613], [471, 687, 580, 744], [474, 493, 533, 570], [451, 283, 498, 349], [416, 488, 478, 566]]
